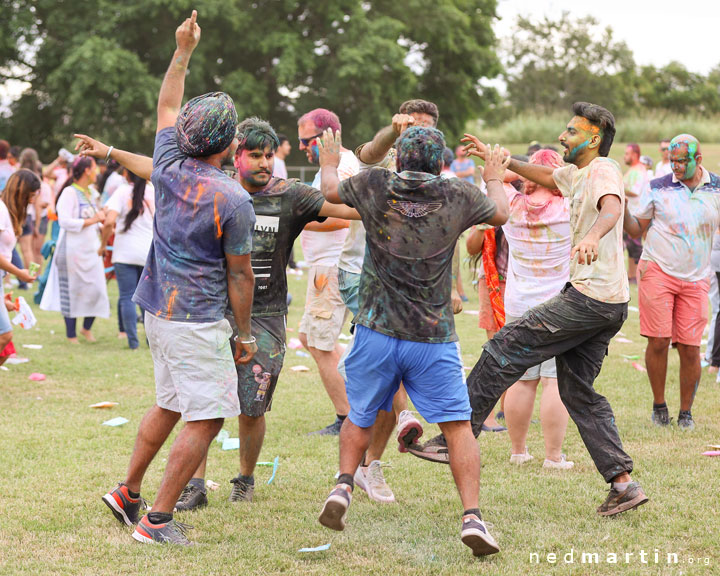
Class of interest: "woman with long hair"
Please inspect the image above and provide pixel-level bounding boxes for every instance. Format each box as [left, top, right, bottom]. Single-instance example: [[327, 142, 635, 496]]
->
[[100, 169, 154, 349], [0, 169, 40, 364], [18, 148, 52, 271], [40, 156, 109, 342]]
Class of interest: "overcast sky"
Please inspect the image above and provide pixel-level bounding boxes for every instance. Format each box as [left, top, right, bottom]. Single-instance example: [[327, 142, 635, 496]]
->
[[496, 0, 720, 74]]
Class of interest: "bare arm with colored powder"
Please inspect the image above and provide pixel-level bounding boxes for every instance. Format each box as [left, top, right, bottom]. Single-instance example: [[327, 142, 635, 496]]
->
[[357, 114, 415, 165], [318, 128, 343, 204], [572, 194, 622, 265], [303, 218, 349, 232], [226, 253, 256, 364], [74, 134, 153, 180], [623, 204, 651, 239], [157, 10, 201, 132], [462, 133, 556, 190]]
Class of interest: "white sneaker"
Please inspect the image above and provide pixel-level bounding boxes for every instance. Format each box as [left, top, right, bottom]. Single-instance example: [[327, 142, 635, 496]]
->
[[509, 448, 533, 464], [396, 410, 423, 452], [354, 461, 395, 503], [543, 454, 574, 470]]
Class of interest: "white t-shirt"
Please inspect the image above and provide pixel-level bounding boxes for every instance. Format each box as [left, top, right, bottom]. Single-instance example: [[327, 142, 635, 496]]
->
[[634, 167, 720, 282], [102, 170, 125, 201], [654, 161, 672, 179], [0, 200, 17, 260], [552, 157, 629, 304], [301, 150, 358, 267], [502, 188, 571, 317], [105, 182, 155, 266], [273, 157, 288, 179]]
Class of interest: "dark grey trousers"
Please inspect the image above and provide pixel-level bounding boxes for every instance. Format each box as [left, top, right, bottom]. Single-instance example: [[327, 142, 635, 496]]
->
[[468, 283, 634, 482]]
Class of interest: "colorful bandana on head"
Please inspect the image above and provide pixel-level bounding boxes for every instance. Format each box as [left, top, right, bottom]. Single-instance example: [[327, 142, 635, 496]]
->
[[176, 92, 238, 158]]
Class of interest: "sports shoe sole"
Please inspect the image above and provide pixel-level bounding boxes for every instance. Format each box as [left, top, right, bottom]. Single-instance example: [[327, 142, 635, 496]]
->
[[461, 529, 500, 556], [318, 496, 348, 531], [597, 493, 649, 517], [102, 493, 133, 526], [397, 419, 424, 453], [131, 529, 155, 544], [406, 443, 450, 464]]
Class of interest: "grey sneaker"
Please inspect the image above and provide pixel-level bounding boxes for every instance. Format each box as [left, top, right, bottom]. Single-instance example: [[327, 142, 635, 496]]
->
[[651, 405, 671, 426], [229, 475, 254, 502], [461, 513, 500, 556], [597, 482, 649, 516], [677, 410, 695, 431], [396, 410, 423, 453], [308, 417, 343, 436], [319, 483, 352, 531], [132, 516, 193, 546], [407, 434, 449, 464], [174, 484, 208, 511], [354, 461, 395, 503]]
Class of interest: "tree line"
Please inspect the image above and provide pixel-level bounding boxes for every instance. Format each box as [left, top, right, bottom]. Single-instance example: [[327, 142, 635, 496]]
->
[[1, 2, 717, 158]]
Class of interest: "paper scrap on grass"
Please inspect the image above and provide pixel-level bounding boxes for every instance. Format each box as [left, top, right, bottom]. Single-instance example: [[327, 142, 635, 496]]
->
[[707, 444, 720, 449], [266, 456, 280, 485], [206, 480, 220, 491], [295, 351, 310, 358], [28, 373, 46, 381], [0, 366, 8, 371], [701, 360, 710, 368], [291, 365, 310, 372], [621, 354, 640, 360], [6, 356, 29, 364], [702, 451, 720, 457], [288, 338, 303, 350], [22, 344, 42, 350], [90, 401, 118, 409], [631, 362, 647, 373], [463, 310, 479, 316], [615, 337, 633, 344], [627, 305, 639, 312], [222, 437, 240, 451], [102, 417, 129, 427], [338, 333, 352, 341], [215, 429, 230, 444], [299, 543, 331, 553]]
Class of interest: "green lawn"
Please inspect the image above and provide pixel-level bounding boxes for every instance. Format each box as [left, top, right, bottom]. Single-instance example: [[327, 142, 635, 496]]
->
[[0, 259, 718, 575]]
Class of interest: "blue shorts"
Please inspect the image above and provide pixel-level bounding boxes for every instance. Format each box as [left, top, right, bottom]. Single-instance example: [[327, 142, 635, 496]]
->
[[341, 325, 471, 427]]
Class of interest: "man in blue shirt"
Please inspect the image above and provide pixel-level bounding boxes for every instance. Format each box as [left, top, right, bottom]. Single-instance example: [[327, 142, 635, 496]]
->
[[101, 10, 256, 546]]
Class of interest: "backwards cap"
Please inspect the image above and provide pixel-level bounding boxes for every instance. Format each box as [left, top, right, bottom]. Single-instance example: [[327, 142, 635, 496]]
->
[[176, 92, 238, 157]]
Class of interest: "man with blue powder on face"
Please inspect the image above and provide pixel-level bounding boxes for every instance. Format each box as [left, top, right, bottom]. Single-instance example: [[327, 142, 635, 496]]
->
[[315, 125, 509, 557], [624, 134, 720, 431], [419, 102, 649, 519], [100, 10, 257, 546]]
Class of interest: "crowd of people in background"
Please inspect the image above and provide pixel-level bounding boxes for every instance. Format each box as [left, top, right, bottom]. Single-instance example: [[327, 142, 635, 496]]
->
[[2, 9, 719, 558]]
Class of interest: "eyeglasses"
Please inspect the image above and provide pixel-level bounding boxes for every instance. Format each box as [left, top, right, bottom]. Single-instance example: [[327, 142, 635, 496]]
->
[[299, 132, 323, 147], [660, 147, 669, 151]]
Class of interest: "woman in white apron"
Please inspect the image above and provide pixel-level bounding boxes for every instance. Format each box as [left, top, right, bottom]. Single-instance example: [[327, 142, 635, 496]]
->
[[40, 157, 109, 342]]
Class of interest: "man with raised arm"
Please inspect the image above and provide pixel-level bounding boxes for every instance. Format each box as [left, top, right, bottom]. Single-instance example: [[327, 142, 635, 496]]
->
[[100, 10, 257, 546], [315, 126, 509, 557], [420, 102, 647, 518]]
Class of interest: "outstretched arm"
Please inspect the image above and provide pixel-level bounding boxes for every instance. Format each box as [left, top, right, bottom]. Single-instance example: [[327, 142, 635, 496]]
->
[[157, 10, 201, 132], [357, 114, 415, 165], [74, 134, 152, 180], [462, 133, 556, 190]]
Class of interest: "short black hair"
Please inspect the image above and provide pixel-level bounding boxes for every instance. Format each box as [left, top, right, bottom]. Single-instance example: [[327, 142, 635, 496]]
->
[[572, 102, 615, 157], [398, 99, 439, 127], [277, 133, 289, 146], [236, 117, 280, 152]]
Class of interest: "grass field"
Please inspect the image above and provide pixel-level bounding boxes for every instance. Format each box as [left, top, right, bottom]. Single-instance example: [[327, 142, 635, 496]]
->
[[1, 252, 719, 575]]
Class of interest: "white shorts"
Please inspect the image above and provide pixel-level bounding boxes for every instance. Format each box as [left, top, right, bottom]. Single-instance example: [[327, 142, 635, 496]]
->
[[145, 312, 240, 421], [506, 314, 557, 381], [299, 265, 348, 351]]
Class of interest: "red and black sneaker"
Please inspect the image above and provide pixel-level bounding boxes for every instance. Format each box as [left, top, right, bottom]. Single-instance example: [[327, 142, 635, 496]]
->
[[102, 483, 147, 526]]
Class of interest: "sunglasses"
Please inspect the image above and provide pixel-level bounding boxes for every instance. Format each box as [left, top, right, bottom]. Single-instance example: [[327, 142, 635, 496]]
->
[[660, 147, 669, 151], [299, 132, 323, 147]]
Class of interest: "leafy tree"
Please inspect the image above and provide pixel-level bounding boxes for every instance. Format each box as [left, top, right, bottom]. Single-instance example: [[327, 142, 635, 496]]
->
[[0, 0, 501, 159], [636, 62, 720, 115], [501, 13, 636, 117]]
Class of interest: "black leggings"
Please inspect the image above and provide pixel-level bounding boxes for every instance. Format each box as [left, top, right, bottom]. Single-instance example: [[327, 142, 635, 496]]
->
[[64, 316, 95, 339]]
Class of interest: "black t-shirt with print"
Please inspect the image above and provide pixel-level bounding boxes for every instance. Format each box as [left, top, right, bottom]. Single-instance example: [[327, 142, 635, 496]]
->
[[243, 177, 325, 317], [338, 168, 497, 343]]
